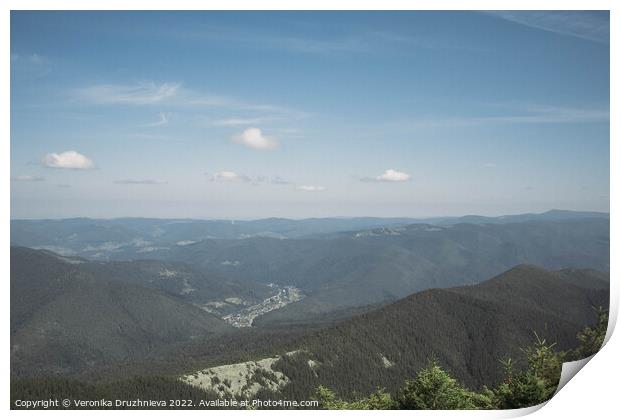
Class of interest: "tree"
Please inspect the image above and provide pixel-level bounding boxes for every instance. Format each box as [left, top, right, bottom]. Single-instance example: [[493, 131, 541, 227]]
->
[[572, 306, 608, 359], [396, 359, 494, 409], [483, 332, 563, 409], [317, 309, 608, 410], [315, 385, 395, 409]]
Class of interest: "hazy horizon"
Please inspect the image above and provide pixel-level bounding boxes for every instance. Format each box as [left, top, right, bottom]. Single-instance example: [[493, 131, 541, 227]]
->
[[9, 208, 610, 222]]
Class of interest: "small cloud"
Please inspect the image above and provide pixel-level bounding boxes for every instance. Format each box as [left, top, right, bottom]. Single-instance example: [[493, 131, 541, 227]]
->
[[42, 151, 95, 170], [114, 179, 167, 185], [232, 127, 278, 150], [11, 175, 44, 182], [296, 185, 326, 192], [364, 169, 412, 182], [209, 171, 251, 182]]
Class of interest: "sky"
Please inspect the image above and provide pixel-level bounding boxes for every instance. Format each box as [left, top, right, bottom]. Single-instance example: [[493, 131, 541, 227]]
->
[[10, 11, 610, 219]]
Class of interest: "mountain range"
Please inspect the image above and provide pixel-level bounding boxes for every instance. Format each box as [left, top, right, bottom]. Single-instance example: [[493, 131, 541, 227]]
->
[[10, 211, 610, 320], [9, 210, 611, 406], [10, 209, 608, 258]]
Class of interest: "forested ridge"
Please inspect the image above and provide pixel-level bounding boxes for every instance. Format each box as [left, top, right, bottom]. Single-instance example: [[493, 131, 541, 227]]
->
[[11, 263, 609, 409], [11, 307, 608, 410], [316, 307, 609, 409], [258, 265, 609, 401], [10, 247, 233, 378]]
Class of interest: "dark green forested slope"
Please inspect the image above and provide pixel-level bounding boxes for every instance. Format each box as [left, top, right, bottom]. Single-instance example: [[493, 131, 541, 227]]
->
[[317, 307, 609, 409], [235, 219, 609, 320], [10, 263, 608, 408], [11, 247, 233, 378], [266, 265, 608, 400], [11, 307, 608, 410], [80, 258, 273, 305]]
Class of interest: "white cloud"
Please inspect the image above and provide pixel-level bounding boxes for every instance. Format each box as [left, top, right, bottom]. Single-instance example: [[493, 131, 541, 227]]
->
[[114, 179, 167, 185], [232, 127, 278, 150], [11, 175, 44, 182], [42, 151, 95, 170], [209, 171, 251, 182], [76, 82, 180, 105], [296, 185, 326, 192], [375, 169, 411, 182]]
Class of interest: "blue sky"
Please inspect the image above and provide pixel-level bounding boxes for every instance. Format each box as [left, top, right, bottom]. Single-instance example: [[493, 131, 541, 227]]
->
[[10, 11, 610, 219]]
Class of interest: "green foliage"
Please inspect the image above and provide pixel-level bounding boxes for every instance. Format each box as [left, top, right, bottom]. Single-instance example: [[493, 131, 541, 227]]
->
[[396, 359, 494, 409], [315, 385, 396, 409], [492, 333, 564, 409], [268, 264, 609, 403], [319, 311, 607, 410], [316, 360, 493, 410], [493, 307, 608, 410], [572, 306, 608, 359]]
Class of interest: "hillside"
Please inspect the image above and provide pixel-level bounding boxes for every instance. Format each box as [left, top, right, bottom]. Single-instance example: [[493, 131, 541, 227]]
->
[[249, 218, 610, 322], [10, 247, 234, 378], [10, 216, 609, 323], [216, 265, 609, 400], [10, 263, 609, 405], [79, 258, 274, 312]]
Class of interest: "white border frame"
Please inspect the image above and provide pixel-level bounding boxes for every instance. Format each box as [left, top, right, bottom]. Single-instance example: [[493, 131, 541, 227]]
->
[[3, 2, 616, 419]]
